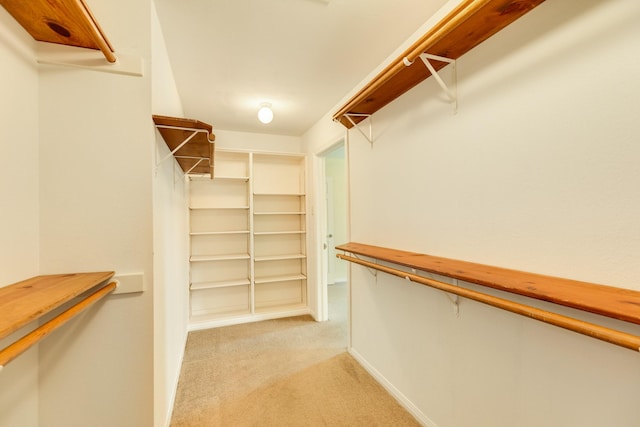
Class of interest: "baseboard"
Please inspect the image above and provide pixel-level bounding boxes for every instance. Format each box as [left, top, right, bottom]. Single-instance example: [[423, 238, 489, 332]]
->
[[348, 347, 439, 427], [188, 307, 312, 331], [163, 328, 189, 427]]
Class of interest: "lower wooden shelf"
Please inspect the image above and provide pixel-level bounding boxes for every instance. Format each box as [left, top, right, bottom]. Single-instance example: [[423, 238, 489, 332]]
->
[[0, 272, 115, 340], [336, 242, 640, 325]]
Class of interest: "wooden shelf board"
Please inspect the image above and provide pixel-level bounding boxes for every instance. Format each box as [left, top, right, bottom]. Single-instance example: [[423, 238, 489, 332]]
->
[[152, 115, 215, 176], [0, 271, 115, 340], [0, 0, 116, 62], [336, 242, 640, 325], [333, 0, 546, 128]]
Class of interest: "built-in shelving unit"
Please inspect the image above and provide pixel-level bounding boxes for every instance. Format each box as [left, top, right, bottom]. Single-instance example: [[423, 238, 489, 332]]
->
[[0, 0, 116, 63], [0, 272, 116, 367], [337, 242, 640, 351], [188, 150, 308, 328], [152, 115, 216, 178], [333, 0, 546, 128]]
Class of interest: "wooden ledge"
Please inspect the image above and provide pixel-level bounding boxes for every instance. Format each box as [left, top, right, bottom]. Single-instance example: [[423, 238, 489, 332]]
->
[[333, 0, 545, 128], [0, 272, 115, 340], [336, 242, 640, 325], [0, 0, 116, 63], [153, 115, 216, 177]]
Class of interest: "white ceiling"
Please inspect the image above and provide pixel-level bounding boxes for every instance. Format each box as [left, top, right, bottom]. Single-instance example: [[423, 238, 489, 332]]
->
[[154, 0, 448, 136]]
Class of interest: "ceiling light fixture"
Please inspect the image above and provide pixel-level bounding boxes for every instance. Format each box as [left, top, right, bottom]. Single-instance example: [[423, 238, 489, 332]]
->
[[258, 103, 273, 124]]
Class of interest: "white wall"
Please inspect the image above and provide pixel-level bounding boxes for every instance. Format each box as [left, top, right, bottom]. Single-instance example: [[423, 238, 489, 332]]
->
[[325, 147, 347, 283], [35, 0, 154, 426], [0, 8, 40, 427], [151, 2, 190, 425], [305, 1, 640, 426], [214, 128, 302, 153]]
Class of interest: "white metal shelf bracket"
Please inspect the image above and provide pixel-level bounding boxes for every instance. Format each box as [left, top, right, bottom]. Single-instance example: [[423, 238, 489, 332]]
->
[[404, 53, 457, 112], [156, 125, 213, 167], [343, 113, 373, 144]]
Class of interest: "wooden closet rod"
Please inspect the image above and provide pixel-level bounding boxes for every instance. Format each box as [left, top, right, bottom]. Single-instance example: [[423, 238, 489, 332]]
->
[[337, 254, 640, 352], [75, 0, 116, 63], [333, 0, 486, 121], [0, 281, 117, 370]]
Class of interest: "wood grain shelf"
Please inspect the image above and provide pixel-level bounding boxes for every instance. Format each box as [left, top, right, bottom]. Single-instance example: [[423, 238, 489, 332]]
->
[[152, 115, 216, 177], [336, 242, 640, 326], [333, 0, 545, 128], [0, 0, 116, 63], [0, 272, 115, 340]]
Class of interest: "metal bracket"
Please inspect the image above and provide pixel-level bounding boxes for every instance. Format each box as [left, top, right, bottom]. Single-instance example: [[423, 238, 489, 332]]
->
[[446, 279, 461, 317], [155, 127, 197, 167], [154, 125, 214, 183], [343, 113, 373, 144], [404, 53, 457, 112]]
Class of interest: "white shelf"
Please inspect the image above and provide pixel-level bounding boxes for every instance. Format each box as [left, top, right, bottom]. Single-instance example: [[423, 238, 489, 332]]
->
[[254, 274, 307, 285], [254, 192, 305, 196], [254, 254, 306, 262], [190, 278, 251, 290], [212, 176, 249, 181], [190, 254, 250, 262], [254, 231, 305, 236], [190, 230, 250, 236], [188, 150, 307, 327], [254, 211, 305, 215], [190, 206, 249, 210]]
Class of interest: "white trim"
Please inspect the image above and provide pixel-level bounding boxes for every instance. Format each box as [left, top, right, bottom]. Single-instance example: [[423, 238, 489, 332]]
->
[[348, 348, 439, 427], [187, 307, 311, 331], [163, 329, 188, 427]]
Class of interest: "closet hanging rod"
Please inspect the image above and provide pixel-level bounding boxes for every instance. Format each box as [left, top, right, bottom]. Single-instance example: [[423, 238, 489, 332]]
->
[[338, 254, 640, 352], [0, 281, 117, 370], [333, 0, 489, 121]]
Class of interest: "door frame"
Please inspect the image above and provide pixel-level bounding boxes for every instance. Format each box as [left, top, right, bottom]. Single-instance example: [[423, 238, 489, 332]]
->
[[314, 137, 347, 322]]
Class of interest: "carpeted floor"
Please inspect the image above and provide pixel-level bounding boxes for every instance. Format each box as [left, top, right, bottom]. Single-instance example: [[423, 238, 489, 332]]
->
[[170, 283, 420, 426]]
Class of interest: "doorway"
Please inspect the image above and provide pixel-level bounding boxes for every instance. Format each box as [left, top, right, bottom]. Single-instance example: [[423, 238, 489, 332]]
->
[[318, 141, 347, 323]]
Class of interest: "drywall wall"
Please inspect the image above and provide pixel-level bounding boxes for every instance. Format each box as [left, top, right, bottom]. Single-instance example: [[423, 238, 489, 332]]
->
[[305, 1, 640, 426], [151, 2, 190, 425], [214, 128, 302, 153], [0, 8, 40, 427], [36, 0, 154, 426]]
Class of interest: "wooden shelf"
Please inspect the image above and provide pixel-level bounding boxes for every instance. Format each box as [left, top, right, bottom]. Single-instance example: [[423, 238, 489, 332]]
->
[[333, 0, 545, 127], [0, 0, 116, 63], [0, 272, 115, 340], [337, 242, 640, 325], [152, 115, 216, 177]]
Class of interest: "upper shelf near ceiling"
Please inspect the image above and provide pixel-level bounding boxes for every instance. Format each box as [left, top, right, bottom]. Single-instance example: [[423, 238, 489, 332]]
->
[[0, 0, 116, 63], [153, 115, 216, 178], [333, 0, 546, 128]]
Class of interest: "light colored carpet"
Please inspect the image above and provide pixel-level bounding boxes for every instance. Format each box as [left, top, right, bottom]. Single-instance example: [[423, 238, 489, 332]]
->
[[170, 283, 420, 426]]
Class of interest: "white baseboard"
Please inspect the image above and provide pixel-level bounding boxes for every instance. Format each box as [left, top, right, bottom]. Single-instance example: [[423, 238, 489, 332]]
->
[[164, 328, 188, 427], [348, 347, 439, 427], [188, 307, 311, 331]]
